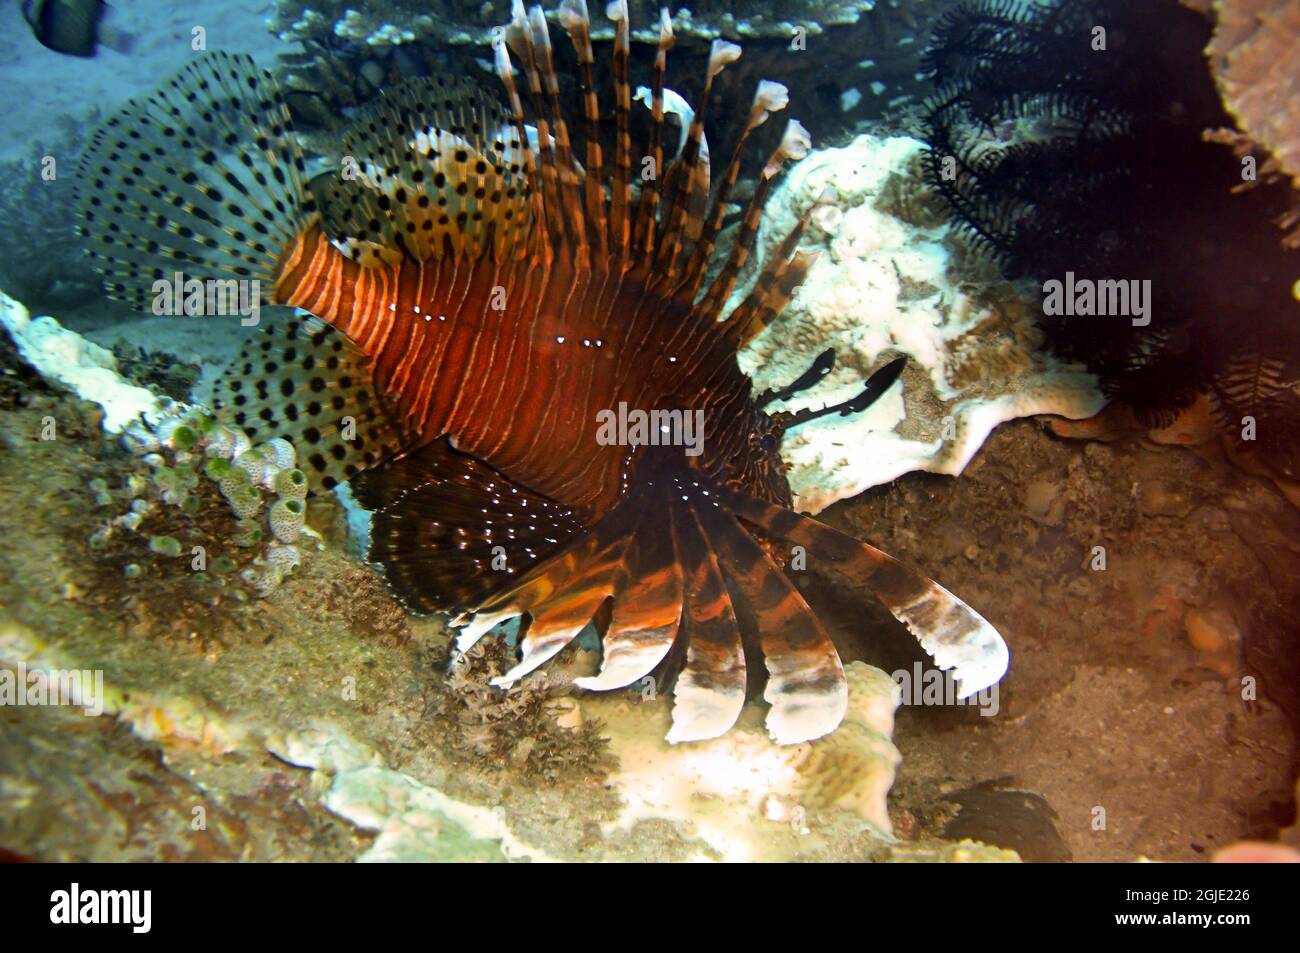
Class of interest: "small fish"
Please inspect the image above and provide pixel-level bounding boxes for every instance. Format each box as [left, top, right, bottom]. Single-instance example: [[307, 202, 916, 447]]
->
[[74, 0, 1009, 744], [21, 0, 133, 58]]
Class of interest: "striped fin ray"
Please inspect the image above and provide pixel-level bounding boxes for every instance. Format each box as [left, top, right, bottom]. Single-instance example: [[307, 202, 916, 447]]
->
[[451, 498, 638, 650], [490, 531, 630, 687], [525, 3, 589, 262], [209, 314, 411, 490], [655, 38, 738, 284], [75, 51, 315, 311], [351, 438, 586, 613], [677, 80, 792, 300], [717, 487, 1010, 699], [695, 119, 812, 321], [312, 75, 532, 265], [558, 0, 608, 259], [574, 501, 685, 692], [492, 24, 553, 263], [501, 0, 571, 253], [721, 218, 817, 348], [603, 0, 634, 257], [629, 7, 674, 261], [663, 501, 748, 743], [699, 501, 848, 745]]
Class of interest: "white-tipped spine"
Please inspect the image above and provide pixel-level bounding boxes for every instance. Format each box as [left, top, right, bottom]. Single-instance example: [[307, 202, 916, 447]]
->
[[708, 39, 742, 77], [750, 80, 789, 129], [764, 119, 812, 179]]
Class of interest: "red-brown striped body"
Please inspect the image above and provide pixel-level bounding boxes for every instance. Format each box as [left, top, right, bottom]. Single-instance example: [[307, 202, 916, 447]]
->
[[274, 223, 765, 519]]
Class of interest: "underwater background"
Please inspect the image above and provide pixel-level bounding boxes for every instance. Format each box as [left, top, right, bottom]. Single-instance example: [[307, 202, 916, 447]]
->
[[0, 0, 1298, 863]]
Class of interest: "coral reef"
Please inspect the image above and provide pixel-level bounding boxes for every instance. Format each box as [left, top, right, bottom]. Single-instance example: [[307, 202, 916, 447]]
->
[[918, 0, 1300, 478], [738, 133, 1101, 513], [1, 291, 161, 432], [578, 660, 906, 861], [429, 638, 615, 783], [269, 0, 886, 48], [270, 728, 552, 861], [110, 344, 200, 404], [96, 406, 322, 602], [1208, 0, 1300, 194]]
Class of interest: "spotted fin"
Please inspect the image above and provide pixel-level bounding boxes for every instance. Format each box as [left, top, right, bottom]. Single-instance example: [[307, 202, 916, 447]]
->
[[75, 52, 315, 312], [314, 75, 534, 265], [208, 314, 411, 490], [352, 438, 586, 613]]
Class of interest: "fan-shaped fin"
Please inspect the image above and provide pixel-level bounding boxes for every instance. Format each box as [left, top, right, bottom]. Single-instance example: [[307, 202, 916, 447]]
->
[[209, 314, 410, 491], [701, 503, 847, 744], [718, 487, 1010, 698], [351, 437, 586, 612], [313, 74, 533, 265], [664, 503, 748, 743]]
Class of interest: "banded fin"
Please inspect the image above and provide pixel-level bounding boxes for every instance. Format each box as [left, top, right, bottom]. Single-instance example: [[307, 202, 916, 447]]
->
[[209, 314, 410, 490], [314, 75, 534, 265], [451, 500, 638, 655], [75, 51, 314, 311], [702, 503, 847, 745], [664, 502, 747, 743], [574, 501, 684, 692], [717, 487, 1010, 699], [491, 532, 629, 687], [454, 476, 844, 745], [352, 438, 586, 613]]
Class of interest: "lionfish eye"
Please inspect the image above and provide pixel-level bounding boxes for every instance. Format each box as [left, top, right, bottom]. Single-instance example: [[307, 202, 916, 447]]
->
[[759, 433, 777, 451]]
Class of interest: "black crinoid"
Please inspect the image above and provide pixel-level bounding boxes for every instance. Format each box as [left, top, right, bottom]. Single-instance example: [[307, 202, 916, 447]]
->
[[920, 0, 1300, 475]]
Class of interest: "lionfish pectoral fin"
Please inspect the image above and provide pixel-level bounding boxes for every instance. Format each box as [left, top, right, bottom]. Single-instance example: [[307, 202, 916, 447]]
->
[[718, 488, 1010, 699], [448, 499, 639, 673], [76, 53, 316, 315], [351, 437, 587, 615], [572, 504, 683, 692], [209, 314, 412, 492], [699, 503, 848, 745], [489, 533, 630, 688], [662, 503, 747, 744]]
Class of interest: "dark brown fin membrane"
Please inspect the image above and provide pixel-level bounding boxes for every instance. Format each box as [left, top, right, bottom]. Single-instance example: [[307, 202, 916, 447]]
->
[[453, 474, 847, 745], [664, 502, 747, 743], [209, 314, 410, 491], [574, 499, 685, 694], [353, 437, 587, 614], [716, 487, 1010, 699], [702, 502, 847, 745], [75, 51, 314, 311], [314, 75, 534, 266]]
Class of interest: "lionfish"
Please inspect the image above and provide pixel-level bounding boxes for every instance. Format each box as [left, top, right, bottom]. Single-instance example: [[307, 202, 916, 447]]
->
[[75, 0, 1008, 744]]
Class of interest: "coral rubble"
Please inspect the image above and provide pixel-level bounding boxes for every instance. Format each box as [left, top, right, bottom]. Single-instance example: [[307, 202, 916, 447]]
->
[[739, 134, 1102, 513]]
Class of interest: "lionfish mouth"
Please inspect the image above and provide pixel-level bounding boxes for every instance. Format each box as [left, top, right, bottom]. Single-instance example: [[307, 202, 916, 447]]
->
[[73, 0, 1009, 745]]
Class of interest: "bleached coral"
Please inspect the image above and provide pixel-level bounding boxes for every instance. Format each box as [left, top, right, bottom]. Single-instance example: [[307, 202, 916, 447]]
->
[[581, 660, 901, 861], [270, 727, 555, 862], [738, 135, 1104, 513], [0, 291, 163, 432]]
